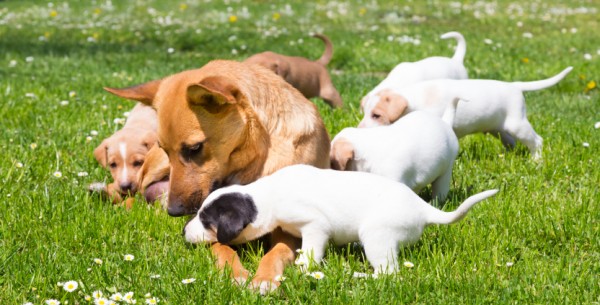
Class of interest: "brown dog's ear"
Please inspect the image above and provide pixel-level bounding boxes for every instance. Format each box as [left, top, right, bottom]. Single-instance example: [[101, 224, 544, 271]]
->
[[187, 76, 241, 114], [93, 140, 109, 167], [330, 137, 355, 171], [104, 79, 162, 106]]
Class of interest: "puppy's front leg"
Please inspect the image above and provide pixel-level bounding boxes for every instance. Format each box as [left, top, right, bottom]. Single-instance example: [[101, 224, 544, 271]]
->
[[210, 242, 249, 284], [251, 227, 301, 294]]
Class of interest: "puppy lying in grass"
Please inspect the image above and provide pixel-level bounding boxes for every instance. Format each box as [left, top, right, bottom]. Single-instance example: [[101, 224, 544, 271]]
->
[[90, 103, 158, 207], [184, 164, 498, 277], [331, 99, 460, 204], [359, 31, 468, 125], [244, 34, 343, 108], [358, 67, 573, 160]]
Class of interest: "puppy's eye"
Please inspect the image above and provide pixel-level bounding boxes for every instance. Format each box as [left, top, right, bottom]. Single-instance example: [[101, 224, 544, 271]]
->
[[109, 162, 117, 169], [133, 160, 144, 167], [372, 113, 381, 120]]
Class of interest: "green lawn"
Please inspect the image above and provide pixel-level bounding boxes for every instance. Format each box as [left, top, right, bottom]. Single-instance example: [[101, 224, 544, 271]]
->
[[1, 0, 599, 304]]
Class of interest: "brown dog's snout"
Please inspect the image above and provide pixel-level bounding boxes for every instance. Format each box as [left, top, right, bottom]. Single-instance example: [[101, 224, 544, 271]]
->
[[167, 189, 203, 217]]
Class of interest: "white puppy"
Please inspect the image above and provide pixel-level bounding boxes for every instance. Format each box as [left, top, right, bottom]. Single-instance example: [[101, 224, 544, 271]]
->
[[358, 67, 573, 160], [359, 31, 468, 126], [331, 104, 459, 204], [184, 164, 498, 275]]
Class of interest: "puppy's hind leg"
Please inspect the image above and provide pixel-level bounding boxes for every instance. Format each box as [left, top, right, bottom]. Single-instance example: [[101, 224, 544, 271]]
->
[[360, 227, 399, 275], [431, 164, 453, 206], [319, 73, 343, 108]]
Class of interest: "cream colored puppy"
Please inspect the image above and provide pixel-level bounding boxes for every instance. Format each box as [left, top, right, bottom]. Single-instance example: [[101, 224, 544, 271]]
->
[[331, 104, 459, 204], [184, 165, 498, 275], [359, 31, 468, 124], [358, 67, 573, 160]]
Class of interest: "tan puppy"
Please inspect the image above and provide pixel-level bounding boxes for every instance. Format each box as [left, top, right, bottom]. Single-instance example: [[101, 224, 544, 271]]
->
[[91, 103, 158, 204], [244, 34, 343, 108], [104, 59, 331, 292]]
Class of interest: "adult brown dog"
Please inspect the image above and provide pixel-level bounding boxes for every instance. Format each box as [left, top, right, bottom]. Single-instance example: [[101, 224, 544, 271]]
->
[[104, 60, 331, 293], [244, 34, 343, 108]]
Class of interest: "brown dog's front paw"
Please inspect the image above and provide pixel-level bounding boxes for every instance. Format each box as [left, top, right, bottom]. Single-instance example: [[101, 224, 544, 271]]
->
[[249, 277, 280, 295]]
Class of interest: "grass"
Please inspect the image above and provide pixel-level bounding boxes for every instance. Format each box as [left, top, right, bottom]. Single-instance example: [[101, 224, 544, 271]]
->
[[1, 0, 599, 304]]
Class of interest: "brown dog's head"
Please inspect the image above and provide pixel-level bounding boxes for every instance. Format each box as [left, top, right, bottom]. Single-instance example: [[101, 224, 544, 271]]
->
[[93, 129, 157, 195], [358, 90, 408, 128], [104, 62, 269, 216]]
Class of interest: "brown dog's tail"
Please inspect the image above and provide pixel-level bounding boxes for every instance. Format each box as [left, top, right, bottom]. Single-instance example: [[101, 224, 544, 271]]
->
[[313, 34, 333, 66]]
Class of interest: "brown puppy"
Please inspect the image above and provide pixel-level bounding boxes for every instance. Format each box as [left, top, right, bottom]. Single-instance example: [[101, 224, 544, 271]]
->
[[244, 34, 343, 108], [104, 60, 331, 292], [91, 103, 158, 205]]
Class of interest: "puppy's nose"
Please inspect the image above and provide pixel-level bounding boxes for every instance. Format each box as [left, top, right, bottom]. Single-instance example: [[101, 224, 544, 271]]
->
[[120, 182, 134, 193]]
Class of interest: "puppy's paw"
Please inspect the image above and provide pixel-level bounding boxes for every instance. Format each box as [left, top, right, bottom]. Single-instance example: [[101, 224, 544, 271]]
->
[[231, 275, 248, 286], [249, 278, 279, 295]]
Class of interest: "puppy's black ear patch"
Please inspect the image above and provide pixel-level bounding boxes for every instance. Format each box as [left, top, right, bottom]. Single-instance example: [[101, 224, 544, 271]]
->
[[199, 192, 257, 244]]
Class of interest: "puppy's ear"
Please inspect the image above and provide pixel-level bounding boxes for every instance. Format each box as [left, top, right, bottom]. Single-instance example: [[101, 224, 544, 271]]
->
[[187, 76, 241, 114], [330, 137, 354, 171], [104, 79, 162, 106], [93, 139, 109, 167], [384, 93, 408, 123], [141, 131, 158, 150], [199, 192, 257, 244]]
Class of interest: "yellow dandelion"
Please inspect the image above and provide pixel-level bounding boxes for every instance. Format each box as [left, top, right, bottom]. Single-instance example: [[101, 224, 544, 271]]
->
[[359, 7, 367, 16], [521, 58, 529, 64], [85, 295, 92, 301], [586, 80, 596, 92], [272, 12, 281, 21], [229, 15, 237, 23], [117, 105, 123, 110], [94, 8, 102, 15], [30, 143, 37, 149], [44, 32, 51, 39], [49, 10, 58, 17], [579, 74, 586, 80], [179, 3, 188, 11]]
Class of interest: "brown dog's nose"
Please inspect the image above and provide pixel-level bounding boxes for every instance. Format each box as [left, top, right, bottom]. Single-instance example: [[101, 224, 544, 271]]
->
[[167, 202, 188, 217]]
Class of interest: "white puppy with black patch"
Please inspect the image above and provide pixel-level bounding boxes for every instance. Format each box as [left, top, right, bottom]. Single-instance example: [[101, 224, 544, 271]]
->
[[184, 164, 498, 275], [359, 31, 468, 126], [358, 67, 573, 160], [331, 103, 459, 204]]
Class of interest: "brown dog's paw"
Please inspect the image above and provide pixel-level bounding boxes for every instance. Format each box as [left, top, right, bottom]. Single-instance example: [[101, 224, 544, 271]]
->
[[249, 276, 281, 295]]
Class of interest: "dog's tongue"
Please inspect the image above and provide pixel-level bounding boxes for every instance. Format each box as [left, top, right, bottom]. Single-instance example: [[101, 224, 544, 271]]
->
[[144, 180, 169, 207]]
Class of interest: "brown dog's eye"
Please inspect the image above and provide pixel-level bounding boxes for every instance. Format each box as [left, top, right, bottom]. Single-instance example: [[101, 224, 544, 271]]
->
[[182, 142, 204, 161], [133, 160, 144, 167], [109, 162, 117, 169], [372, 113, 381, 120]]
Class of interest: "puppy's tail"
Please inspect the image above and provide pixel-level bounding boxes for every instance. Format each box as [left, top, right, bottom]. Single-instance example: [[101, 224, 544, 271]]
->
[[426, 189, 498, 225], [441, 97, 462, 127], [313, 34, 334, 66], [512, 66, 573, 92], [440, 31, 466, 63]]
